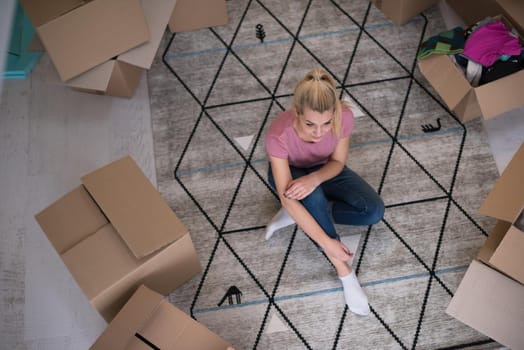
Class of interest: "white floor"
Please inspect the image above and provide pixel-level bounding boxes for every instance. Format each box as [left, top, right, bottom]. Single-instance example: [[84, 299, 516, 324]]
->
[[1, 2, 523, 349]]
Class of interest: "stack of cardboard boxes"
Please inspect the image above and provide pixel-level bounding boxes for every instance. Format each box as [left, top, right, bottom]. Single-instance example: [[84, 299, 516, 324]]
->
[[446, 142, 524, 349], [35, 156, 234, 350], [418, 0, 524, 122], [20, 0, 228, 97]]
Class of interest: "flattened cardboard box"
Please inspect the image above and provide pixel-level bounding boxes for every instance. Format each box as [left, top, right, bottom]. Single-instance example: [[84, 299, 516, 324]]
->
[[418, 1, 524, 121], [66, 0, 177, 97], [20, 0, 150, 82], [370, 0, 439, 26], [35, 156, 202, 322], [168, 0, 228, 33], [478, 142, 524, 284], [90, 285, 234, 350]]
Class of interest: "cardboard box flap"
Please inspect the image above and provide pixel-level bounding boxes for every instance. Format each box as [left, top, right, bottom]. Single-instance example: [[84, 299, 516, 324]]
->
[[446, 0, 504, 26], [20, 0, 84, 27], [478, 220, 511, 263], [446, 260, 524, 349], [66, 60, 115, 92], [35, 186, 108, 254], [497, 0, 524, 34], [479, 142, 524, 222], [137, 299, 232, 350], [106, 62, 143, 98], [81, 156, 186, 259], [37, 0, 149, 81], [90, 285, 163, 350], [489, 225, 524, 284], [475, 65, 524, 120], [417, 55, 471, 110], [62, 224, 142, 300], [118, 0, 177, 70], [169, 0, 228, 33]]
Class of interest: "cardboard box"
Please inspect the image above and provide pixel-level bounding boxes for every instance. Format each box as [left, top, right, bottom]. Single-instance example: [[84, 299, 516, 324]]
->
[[418, 1, 524, 121], [168, 0, 228, 33], [35, 156, 202, 322], [65, 0, 177, 98], [477, 142, 524, 284], [20, 0, 150, 82], [446, 142, 524, 349], [446, 260, 524, 349], [90, 285, 234, 350], [370, 0, 439, 26]]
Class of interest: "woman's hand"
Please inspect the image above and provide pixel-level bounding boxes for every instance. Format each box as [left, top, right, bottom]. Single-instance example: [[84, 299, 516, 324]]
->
[[284, 174, 319, 200], [323, 238, 353, 262]]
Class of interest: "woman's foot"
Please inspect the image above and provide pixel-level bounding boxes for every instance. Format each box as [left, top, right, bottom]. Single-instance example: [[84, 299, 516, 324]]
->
[[265, 208, 295, 240], [339, 270, 370, 316]]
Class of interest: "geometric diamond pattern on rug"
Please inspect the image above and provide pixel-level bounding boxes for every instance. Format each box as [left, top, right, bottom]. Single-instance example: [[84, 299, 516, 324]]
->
[[149, 0, 502, 348]]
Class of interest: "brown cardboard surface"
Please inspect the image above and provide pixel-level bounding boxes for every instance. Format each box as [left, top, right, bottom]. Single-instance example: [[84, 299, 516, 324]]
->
[[62, 224, 141, 300], [371, 0, 439, 25], [19, 0, 83, 27], [138, 301, 231, 350], [106, 62, 144, 98], [446, 260, 524, 349], [65, 0, 176, 97], [478, 220, 511, 263], [489, 225, 524, 284], [36, 0, 149, 81], [81, 156, 186, 259], [118, 0, 177, 69], [475, 68, 524, 119], [90, 285, 162, 350], [92, 285, 232, 350], [35, 156, 202, 322], [89, 232, 201, 322], [497, 0, 524, 34], [417, 55, 471, 111], [479, 142, 524, 223], [169, 0, 228, 33], [35, 186, 108, 254], [445, 0, 504, 26]]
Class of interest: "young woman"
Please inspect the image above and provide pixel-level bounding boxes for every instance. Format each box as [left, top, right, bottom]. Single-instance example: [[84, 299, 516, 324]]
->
[[264, 69, 385, 316]]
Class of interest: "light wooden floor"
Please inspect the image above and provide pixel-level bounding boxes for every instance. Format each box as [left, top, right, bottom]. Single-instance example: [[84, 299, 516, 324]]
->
[[1, 2, 523, 349], [0, 54, 156, 349]]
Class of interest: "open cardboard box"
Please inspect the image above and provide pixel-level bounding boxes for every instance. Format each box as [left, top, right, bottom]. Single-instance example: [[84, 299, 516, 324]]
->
[[168, 0, 228, 33], [370, 0, 439, 26], [418, 0, 524, 121], [446, 142, 524, 349], [20, 0, 150, 82], [35, 156, 202, 322], [65, 0, 177, 97], [477, 142, 524, 284], [90, 285, 235, 350]]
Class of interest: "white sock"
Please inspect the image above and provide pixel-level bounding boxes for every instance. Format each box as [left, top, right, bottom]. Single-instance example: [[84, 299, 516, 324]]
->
[[265, 208, 295, 240], [339, 271, 370, 316]]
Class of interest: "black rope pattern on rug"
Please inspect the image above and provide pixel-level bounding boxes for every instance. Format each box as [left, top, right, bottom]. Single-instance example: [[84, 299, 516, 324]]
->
[[159, 1, 496, 348]]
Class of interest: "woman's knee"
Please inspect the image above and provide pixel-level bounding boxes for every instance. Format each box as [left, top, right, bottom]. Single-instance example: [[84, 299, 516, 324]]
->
[[367, 196, 385, 224]]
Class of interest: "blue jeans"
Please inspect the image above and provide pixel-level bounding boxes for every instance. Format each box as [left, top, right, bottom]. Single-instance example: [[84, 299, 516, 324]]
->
[[268, 164, 385, 240]]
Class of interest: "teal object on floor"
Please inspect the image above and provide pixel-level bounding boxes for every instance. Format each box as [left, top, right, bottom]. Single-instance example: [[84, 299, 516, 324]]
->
[[3, 2, 43, 79]]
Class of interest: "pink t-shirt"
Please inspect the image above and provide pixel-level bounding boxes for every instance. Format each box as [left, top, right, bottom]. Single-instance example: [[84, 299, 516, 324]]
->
[[265, 108, 354, 168]]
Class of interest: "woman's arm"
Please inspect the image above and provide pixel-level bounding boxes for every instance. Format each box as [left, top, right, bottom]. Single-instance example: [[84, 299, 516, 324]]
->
[[284, 136, 350, 200], [269, 154, 352, 261]]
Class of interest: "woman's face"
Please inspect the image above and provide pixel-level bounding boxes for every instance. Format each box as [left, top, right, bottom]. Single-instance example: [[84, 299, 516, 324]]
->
[[295, 107, 333, 143]]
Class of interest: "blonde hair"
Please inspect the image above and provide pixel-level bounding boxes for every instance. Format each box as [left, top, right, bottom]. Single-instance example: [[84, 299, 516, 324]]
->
[[293, 69, 348, 137]]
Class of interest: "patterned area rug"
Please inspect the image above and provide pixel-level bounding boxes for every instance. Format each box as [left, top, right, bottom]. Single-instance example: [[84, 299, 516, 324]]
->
[[147, 1, 502, 349]]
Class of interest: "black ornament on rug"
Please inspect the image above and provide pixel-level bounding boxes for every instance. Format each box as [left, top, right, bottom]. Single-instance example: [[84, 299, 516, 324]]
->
[[218, 285, 242, 306], [421, 118, 441, 133], [255, 24, 266, 43]]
